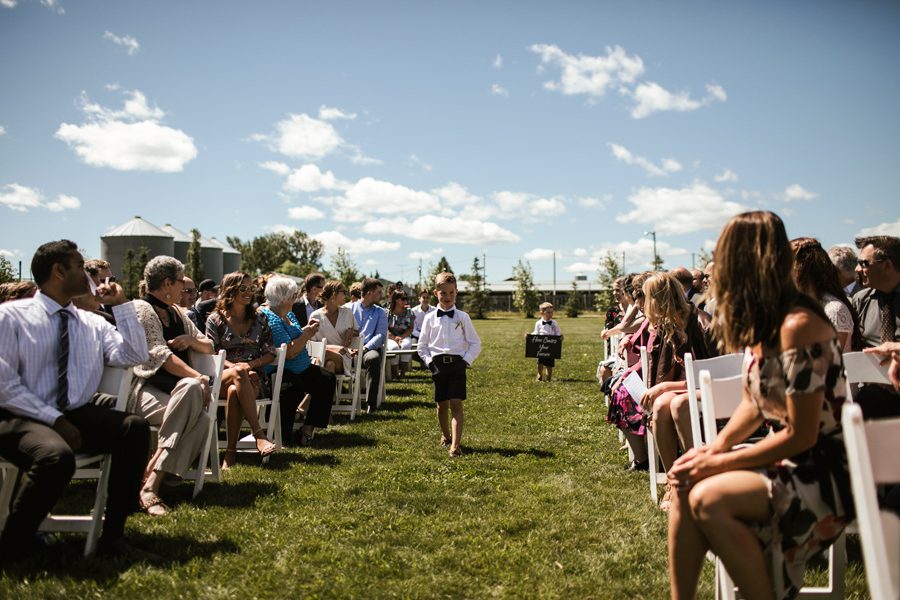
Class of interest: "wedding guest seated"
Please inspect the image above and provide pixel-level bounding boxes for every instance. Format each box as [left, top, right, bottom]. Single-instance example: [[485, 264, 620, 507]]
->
[[0, 240, 154, 562], [669, 267, 694, 298], [828, 244, 862, 298], [292, 272, 324, 328], [602, 273, 645, 339], [260, 276, 335, 446], [386, 289, 414, 378], [132, 256, 214, 515], [84, 259, 113, 287], [345, 282, 363, 307], [411, 288, 435, 342], [350, 278, 388, 412], [206, 272, 277, 469], [187, 278, 218, 330], [790, 237, 861, 352], [668, 211, 852, 600], [179, 276, 197, 310], [309, 280, 359, 375], [0, 280, 37, 303]]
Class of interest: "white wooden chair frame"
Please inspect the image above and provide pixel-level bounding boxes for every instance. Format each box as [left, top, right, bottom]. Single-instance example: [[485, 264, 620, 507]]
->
[[842, 402, 900, 600], [331, 336, 363, 420], [182, 349, 226, 496], [0, 365, 133, 557], [683, 352, 744, 450], [640, 347, 668, 505]]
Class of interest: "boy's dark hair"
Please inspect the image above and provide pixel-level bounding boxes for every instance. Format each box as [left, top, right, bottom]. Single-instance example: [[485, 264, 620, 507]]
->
[[434, 272, 456, 287], [855, 235, 900, 267], [361, 277, 382, 295], [303, 272, 326, 293], [31, 239, 79, 286]]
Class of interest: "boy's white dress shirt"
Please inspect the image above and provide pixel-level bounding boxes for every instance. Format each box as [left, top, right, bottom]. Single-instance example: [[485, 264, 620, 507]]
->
[[411, 304, 435, 338], [417, 306, 481, 366], [532, 318, 562, 337]]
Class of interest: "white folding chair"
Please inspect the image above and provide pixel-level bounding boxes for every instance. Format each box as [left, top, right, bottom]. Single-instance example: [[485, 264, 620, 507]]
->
[[640, 347, 668, 505], [843, 351, 891, 399], [332, 336, 363, 420], [217, 344, 287, 463], [0, 365, 133, 557], [183, 349, 226, 497], [700, 370, 847, 600], [843, 402, 900, 600], [306, 340, 326, 366], [683, 352, 744, 449]]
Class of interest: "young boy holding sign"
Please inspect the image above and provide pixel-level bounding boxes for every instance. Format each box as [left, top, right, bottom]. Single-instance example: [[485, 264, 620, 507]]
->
[[417, 272, 481, 457], [531, 302, 562, 382]]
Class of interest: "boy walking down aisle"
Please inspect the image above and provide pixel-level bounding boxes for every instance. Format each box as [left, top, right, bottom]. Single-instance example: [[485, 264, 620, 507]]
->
[[417, 272, 481, 457]]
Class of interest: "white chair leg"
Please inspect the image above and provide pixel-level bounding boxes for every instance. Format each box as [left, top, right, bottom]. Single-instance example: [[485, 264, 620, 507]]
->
[[84, 456, 112, 557], [647, 433, 659, 505]]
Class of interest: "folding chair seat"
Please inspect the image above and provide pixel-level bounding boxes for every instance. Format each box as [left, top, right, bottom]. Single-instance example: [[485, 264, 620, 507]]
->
[[640, 347, 668, 505], [332, 336, 363, 420], [216, 344, 287, 464], [0, 365, 133, 556], [699, 370, 847, 600], [843, 402, 900, 600], [683, 352, 744, 449], [357, 344, 387, 411]]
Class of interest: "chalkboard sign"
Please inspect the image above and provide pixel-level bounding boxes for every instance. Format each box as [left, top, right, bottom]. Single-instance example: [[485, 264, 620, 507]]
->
[[525, 334, 563, 359]]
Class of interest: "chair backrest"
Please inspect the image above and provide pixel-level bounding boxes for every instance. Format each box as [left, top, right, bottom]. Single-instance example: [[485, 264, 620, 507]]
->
[[306, 340, 326, 364], [843, 351, 891, 386], [842, 402, 900, 600], [698, 372, 744, 445], [640, 346, 649, 387], [269, 344, 288, 402], [189, 350, 227, 401], [97, 365, 134, 411], [684, 353, 744, 448]]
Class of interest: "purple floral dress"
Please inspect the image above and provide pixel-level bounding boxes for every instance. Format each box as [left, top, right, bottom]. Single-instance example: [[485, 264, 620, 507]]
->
[[206, 310, 275, 397], [744, 338, 852, 599]]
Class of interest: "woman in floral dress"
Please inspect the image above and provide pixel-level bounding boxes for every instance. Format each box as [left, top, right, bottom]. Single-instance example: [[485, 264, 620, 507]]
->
[[667, 211, 852, 600]]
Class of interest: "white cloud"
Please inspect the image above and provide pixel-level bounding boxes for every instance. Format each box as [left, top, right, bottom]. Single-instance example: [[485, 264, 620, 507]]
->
[[312, 230, 400, 254], [55, 89, 196, 172], [102, 31, 140, 56], [408, 248, 443, 260], [530, 44, 644, 97], [287, 205, 325, 220], [259, 161, 290, 176], [363, 215, 520, 245], [0, 183, 80, 213], [630, 81, 726, 119], [855, 218, 900, 238], [528, 197, 566, 217], [563, 262, 597, 273], [42, 0, 63, 14], [346, 145, 383, 166], [284, 164, 347, 193], [494, 190, 530, 212], [784, 183, 817, 202], [408, 154, 433, 171], [490, 84, 509, 97], [255, 113, 343, 160], [0, 249, 17, 257], [318, 105, 357, 121], [492, 54, 503, 69], [573, 248, 588, 258], [609, 143, 681, 177], [714, 169, 738, 183], [432, 182, 480, 207], [616, 181, 746, 234], [577, 196, 608, 208], [0, 0, 17, 7], [335, 177, 439, 216], [524, 248, 557, 260], [267, 224, 298, 235], [0, 125, 6, 136], [563, 238, 690, 273], [46, 194, 80, 212]]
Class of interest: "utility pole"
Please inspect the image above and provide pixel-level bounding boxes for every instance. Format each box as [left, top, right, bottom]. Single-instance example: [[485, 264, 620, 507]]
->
[[691, 252, 695, 269], [621, 252, 625, 274], [418, 259, 422, 288], [553, 251, 557, 303], [482, 253, 487, 293], [644, 230, 658, 270]]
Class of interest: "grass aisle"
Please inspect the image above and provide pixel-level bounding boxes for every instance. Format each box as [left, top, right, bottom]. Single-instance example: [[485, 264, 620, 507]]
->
[[1, 316, 868, 598]]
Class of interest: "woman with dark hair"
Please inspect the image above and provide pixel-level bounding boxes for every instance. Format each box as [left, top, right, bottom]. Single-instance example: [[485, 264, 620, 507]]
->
[[386, 289, 414, 378], [206, 271, 277, 469], [790, 237, 862, 352], [602, 273, 644, 339], [668, 211, 851, 600], [309, 280, 359, 375], [132, 256, 214, 515]]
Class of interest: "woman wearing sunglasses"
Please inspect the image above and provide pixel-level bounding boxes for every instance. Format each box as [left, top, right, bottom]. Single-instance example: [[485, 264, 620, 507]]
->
[[206, 271, 277, 469]]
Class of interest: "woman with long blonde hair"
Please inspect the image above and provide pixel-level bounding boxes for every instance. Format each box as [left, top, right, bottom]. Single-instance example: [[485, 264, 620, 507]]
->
[[667, 211, 851, 600]]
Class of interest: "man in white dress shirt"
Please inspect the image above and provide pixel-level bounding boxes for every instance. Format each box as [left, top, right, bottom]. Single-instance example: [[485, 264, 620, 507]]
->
[[0, 240, 153, 563]]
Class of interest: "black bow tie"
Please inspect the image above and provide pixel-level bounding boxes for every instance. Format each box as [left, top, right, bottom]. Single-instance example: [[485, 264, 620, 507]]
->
[[542, 321, 552, 326], [437, 309, 455, 318]]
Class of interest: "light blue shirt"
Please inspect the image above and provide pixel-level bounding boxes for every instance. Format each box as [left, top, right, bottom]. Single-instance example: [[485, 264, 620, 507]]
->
[[0, 291, 148, 425], [351, 300, 388, 352]]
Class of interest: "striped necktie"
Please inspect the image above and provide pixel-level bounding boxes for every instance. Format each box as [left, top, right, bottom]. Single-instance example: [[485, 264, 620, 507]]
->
[[57, 309, 70, 409]]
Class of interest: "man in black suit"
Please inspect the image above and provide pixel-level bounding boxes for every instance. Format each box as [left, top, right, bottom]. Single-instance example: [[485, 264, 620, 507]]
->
[[291, 272, 325, 327]]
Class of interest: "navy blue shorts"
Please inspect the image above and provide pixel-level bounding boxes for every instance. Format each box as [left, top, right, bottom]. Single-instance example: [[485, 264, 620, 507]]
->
[[430, 354, 467, 402]]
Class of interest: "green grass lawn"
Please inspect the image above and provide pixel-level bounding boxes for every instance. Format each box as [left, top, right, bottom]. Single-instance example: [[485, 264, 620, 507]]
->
[[0, 316, 871, 598]]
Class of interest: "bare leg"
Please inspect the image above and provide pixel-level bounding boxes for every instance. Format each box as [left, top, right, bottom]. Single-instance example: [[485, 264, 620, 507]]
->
[[436, 401, 451, 444], [449, 399, 464, 455], [669, 392, 694, 450], [669, 487, 710, 600], [545, 367, 553, 382], [690, 471, 774, 600], [624, 430, 648, 463], [652, 391, 679, 471]]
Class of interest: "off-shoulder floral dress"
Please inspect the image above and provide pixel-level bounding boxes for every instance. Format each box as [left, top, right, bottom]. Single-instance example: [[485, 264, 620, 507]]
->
[[743, 338, 853, 599]]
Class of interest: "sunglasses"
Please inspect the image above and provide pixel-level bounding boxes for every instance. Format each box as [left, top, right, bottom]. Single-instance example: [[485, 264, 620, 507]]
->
[[182, 288, 196, 294], [857, 258, 884, 269], [238, 284, 259, 292]]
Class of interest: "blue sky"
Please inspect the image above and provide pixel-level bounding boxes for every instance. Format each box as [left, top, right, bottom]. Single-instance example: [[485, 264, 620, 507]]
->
[[2, 0, 898, 285]]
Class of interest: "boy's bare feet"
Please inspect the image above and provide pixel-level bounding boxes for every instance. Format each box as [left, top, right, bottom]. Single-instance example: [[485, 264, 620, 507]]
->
[[536, 375, 543, 382], [448, 446, 462, 457], [221, 450, 238, 470], [439, 435, 450, 447]]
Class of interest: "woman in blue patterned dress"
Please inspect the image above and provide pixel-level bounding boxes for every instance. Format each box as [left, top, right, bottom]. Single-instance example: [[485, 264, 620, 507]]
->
[[667, 211, 852, 600]]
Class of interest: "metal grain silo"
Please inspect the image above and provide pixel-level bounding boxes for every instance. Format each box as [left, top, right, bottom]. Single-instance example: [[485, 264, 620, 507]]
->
[[209, 237, 243, 274], [161, 224, 192, 264], [101, 216, 174, 278], [199, 235, 224, 284]]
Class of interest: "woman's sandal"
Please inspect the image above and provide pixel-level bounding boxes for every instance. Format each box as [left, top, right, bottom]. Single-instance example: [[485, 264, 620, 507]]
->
[[139, 493, 170, 517], [659, 483, 674, 512], [448, 446, 462, 458], [254, 429, 277, 457], [221, 450, 238, 470], [439, 435, 450, 447]]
